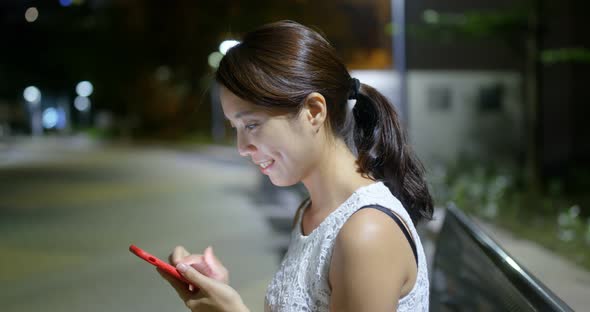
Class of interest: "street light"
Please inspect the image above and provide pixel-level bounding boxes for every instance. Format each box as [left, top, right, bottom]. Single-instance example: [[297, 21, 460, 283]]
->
[[74, 96, 91, 112], [25, 7, 39, 23], [208, 52, 224, 68], [42, 108, 58, 129], [392, 0, 408, 125], [23, 86, 41, 104], [210, 40, 240, 141], [23, 86, 43, 136], [219, 40, 240, 55], [74, 95, 92, 128], [76, 81, 94, 97]]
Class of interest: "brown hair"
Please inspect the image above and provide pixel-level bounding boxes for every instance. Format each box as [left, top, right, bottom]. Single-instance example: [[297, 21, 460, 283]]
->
[[216, 20, 432, 224]]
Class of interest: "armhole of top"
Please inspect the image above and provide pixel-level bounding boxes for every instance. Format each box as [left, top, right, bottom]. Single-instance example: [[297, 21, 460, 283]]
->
[[291, 197, 311, 230], [355, 204, 418, 267]]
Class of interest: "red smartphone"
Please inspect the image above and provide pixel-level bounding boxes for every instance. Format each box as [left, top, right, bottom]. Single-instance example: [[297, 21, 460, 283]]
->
[[129, 244, 194, 287]]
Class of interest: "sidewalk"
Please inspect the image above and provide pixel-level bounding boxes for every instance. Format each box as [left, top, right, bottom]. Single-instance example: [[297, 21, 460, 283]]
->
[[475, 220, 590, 311], [0, 135, 101, 167], [0, 139, 281, 312]]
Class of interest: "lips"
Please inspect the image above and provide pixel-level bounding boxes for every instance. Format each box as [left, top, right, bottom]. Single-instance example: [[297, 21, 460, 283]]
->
[[257, 159, 274, 169]]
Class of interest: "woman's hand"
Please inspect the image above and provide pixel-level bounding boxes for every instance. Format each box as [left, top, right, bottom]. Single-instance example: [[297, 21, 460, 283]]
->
[[169, 246, 229, 284], [158, 262, 249, 312], [159, 245, 246, 311]]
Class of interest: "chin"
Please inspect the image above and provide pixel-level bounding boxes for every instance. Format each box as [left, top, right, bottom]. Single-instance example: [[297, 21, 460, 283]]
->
[[268, 176, 299, 187]]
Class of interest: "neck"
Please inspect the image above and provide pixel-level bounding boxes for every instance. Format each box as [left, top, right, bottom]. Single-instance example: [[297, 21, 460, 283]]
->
[[301, 138, 376, 216]]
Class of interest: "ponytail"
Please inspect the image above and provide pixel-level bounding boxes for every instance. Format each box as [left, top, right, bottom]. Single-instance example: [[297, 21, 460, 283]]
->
[[351, 83, 433, 224]]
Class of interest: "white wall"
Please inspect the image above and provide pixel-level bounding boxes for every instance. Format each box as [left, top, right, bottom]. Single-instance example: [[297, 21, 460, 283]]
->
[[408, 70, 523, 164], [351, 69, 524, 165], [349, 70, 400, 112]]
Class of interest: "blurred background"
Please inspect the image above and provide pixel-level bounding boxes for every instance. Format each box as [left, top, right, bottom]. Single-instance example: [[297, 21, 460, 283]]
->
[[1, 0, 589, 311]]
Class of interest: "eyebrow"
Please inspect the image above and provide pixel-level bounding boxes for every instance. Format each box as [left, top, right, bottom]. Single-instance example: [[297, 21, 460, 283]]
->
[[224, 110, 260, 124], [234, 110, 256, 119]]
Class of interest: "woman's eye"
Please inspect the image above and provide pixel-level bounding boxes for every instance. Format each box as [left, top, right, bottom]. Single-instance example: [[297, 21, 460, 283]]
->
[[245, 123, 258, 131]]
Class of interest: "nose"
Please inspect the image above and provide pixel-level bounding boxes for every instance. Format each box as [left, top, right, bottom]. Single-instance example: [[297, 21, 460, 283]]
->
[[236, 131, 256, 157]]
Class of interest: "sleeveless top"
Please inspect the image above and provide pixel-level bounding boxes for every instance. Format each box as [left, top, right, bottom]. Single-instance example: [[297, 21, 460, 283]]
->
[[264, 181, 429, 312]]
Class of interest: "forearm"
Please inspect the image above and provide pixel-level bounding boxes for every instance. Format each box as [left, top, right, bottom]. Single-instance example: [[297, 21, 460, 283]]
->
[[236, 303, 250, 312]]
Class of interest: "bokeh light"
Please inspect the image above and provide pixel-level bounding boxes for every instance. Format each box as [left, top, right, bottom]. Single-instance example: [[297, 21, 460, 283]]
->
[[74, 96, 91, 112], [208, 52, 224, 68], [76, 81, 94, 97], [219, 40, 240, 55], [59, 0, 73, 7], [42, 108, 58, 129], [155, 66, 171, 81], [25, 7, 39, 23], [422, 10, 439, 24], [23, 86, 41, 103]]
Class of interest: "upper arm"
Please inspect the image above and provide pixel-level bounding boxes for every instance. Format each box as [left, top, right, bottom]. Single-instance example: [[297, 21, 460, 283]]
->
[[329, 209, 415, 312]]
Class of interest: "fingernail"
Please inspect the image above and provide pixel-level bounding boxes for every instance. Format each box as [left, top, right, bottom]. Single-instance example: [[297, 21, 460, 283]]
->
[[177, 263, 189, 272]]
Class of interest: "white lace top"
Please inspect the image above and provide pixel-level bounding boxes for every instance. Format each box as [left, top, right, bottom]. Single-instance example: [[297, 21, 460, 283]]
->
[[264, 181, 429, 312]]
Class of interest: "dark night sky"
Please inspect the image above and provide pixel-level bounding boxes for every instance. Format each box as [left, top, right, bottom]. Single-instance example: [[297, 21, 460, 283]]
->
[[1, 0, 588, 165]]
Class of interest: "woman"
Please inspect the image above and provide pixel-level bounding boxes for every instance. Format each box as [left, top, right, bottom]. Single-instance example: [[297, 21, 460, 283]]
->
[[158, 20, 433, 311]]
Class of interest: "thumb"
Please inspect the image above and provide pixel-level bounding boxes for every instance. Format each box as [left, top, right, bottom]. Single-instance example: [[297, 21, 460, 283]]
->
[[176, 263, 219, 293]]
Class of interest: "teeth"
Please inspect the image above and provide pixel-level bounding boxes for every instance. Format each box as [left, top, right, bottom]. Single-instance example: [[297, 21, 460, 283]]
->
[[259, 160, 273, 169]]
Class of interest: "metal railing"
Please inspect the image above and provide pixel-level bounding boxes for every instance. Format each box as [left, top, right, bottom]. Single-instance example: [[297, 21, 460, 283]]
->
[[430, 203, 574, 311]]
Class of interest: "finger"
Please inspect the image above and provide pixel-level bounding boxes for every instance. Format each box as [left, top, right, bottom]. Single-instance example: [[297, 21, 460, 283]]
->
[[192, 256, 214, 277], [176, 263, 219, 293], [170, 245, 190, 265], [176, 254, 205, 267], [203, 246, 217, 268], [203, 246, 225, 280], [176, 255, 212, 279], [156, 267, 192, 302]]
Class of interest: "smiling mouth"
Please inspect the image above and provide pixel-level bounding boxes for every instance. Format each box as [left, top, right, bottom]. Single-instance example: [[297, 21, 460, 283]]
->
[[258, 159, 274, 169]]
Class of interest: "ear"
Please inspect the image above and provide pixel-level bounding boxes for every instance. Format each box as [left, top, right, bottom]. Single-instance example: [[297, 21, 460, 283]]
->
[[302, 92, 328, 132]]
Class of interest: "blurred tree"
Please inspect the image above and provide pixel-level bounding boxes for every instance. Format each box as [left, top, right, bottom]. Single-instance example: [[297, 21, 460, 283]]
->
[[407, 0, 590, 195]]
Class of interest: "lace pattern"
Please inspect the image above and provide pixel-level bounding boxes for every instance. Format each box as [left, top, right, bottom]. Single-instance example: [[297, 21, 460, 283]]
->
[[264, 181, 429, 311]]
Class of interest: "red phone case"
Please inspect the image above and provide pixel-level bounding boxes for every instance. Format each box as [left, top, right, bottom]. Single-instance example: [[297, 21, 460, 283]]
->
[[129, 244, 193, 286]]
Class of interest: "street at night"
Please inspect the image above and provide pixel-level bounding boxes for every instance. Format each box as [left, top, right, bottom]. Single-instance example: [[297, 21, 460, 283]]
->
[[1, 0, 588, 310], [0, 138, 279, 312]]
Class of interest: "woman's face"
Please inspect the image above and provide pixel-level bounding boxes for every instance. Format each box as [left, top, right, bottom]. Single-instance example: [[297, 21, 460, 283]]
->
[[220, 86, 319, 187]]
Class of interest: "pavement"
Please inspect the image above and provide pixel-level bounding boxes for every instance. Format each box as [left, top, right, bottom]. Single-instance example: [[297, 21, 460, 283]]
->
[[0, 136, 282, 312], [474, 220, 590, 311]]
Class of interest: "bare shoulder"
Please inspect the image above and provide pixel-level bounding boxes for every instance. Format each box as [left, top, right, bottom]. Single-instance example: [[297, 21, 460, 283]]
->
[[334, 207, 413, 256], [328, 208, 417, 310]]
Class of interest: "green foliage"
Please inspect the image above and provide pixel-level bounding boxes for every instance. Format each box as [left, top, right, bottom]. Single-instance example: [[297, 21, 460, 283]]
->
[[81, 127, 116, 140], [408, 8, 528, 43], [431, 157, 590, 270], [432, 157, 516, 218], [541, 48, 590, 64], [411, 8, 590, 66]]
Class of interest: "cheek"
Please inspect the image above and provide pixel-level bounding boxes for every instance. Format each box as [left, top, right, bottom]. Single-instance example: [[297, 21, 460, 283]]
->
[[265, 137, 299, 162], [258, 117, 315, 168], [280, 134, 316, 171], [261, 129, 302, 162]]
